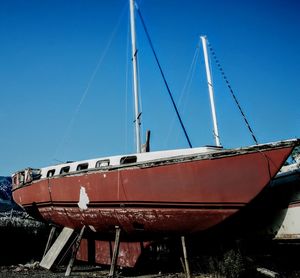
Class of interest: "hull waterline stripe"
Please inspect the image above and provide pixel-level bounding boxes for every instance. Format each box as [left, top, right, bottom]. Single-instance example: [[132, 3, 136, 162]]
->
[[21, 201, 246, 210]]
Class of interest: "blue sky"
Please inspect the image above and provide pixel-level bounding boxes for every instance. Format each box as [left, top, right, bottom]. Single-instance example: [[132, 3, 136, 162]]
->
[[0, 0, 299, 176]]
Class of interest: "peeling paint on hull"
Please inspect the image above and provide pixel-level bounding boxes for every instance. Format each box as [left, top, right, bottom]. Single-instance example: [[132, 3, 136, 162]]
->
[[38, 206, 238, 236]]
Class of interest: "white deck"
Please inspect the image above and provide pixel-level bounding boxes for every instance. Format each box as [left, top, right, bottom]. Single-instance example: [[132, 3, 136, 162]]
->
[[39, 146, 221, 179]]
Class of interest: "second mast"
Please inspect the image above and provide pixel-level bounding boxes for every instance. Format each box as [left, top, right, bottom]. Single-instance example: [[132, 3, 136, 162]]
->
[[130, 0, 142, 153]]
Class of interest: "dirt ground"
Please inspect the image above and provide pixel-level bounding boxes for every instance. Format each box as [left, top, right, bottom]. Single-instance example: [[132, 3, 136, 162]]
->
[[0, 265, 206, 278], [0, 265, 107, 278], [1, 256, 300, 278]]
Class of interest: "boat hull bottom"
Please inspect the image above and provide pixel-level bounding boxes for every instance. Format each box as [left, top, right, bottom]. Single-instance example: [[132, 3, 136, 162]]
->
[[32, 205, 240, 238]]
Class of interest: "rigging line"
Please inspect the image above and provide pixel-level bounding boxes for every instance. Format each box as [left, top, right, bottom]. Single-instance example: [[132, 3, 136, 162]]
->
[[52, 5, 127, 161], [164, 45, 200, 147], [181, 45, 200, 114], [136, 5, 192, 148], [207, 40, 258, 145], [180, 44, 200, 109]]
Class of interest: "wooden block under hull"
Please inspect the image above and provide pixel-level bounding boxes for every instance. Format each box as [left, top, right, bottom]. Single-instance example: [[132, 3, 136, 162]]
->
[[40, 227, 74, 269]]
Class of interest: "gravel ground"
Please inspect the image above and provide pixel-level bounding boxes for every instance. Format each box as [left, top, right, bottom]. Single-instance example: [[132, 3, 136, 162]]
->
[[0, 265, 109, 278], [0, 265, 213, 278], [1, 258, 300, 278]]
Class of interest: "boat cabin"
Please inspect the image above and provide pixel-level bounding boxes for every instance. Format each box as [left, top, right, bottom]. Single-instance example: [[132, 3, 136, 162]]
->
[[12, 168, 41, 188], [12, 146, 220, 190]]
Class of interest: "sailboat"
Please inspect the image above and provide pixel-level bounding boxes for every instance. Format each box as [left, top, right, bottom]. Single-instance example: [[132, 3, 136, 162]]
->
[[272, 156, 300, 240], [11, 0, 298, 245], [247, 154, 300, 240]]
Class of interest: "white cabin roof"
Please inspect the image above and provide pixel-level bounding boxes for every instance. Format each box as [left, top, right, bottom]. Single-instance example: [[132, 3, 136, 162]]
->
[[39, 146, 221, 179]]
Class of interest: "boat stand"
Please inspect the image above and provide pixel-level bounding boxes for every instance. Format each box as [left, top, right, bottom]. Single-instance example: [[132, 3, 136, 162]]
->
[[40, 226, 74, 270], [43, 225, 57, 258], [108, 226, 121, 278], [40, 225, 86, 276], [65, 226, 86, 276], [181, 236, 191, 278]]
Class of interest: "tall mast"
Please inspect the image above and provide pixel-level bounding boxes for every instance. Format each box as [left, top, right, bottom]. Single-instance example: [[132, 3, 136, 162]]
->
[[129, 0, 142, 153], [200, 35, 221, 147]]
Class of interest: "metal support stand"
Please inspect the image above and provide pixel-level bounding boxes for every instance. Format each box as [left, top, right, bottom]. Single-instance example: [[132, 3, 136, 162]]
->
[[65, 226, 86, 277], [108, 226, 121, 278], [43, 226, 57, 258], [181, 236, 191, 278]]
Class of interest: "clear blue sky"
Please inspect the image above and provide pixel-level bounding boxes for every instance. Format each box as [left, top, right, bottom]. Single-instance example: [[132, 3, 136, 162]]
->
[[0, 0, 299, 176]]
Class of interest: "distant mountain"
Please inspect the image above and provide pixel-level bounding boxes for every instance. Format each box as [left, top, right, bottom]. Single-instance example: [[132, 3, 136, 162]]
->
[[0, 176, 20, 212], [0, 177, 12, 200]]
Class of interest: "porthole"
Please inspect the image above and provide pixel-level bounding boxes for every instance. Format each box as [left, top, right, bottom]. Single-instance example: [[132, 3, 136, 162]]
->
[[47, 169, 55, 177], [60, 166, 70, 175], [120, 156, 137, 164], [77, 163, 89, 171], [96, 159, 110, 168]]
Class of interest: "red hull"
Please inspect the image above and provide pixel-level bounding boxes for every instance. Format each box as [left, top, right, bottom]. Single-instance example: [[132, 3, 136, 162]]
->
[[76, 239, 151, 267], [12, 141, 297, 238]]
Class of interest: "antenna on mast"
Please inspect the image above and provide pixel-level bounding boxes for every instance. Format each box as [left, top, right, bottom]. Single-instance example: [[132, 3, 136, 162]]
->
[[130, 0, 142, 153], [200, 35, 221, 147]]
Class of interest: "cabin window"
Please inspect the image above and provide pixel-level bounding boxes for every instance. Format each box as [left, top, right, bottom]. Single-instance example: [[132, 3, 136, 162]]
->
[[60, 166, 70, 175], [24, 169, 33, 183], [47, 169, 55, 177], [120, 156, 137, 164], [19, 172, 25, 184], [96, 159, 110, 168], [77, 163, 89, 171], [31, 169, 41, 180], [13, 175, 18, 186]]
